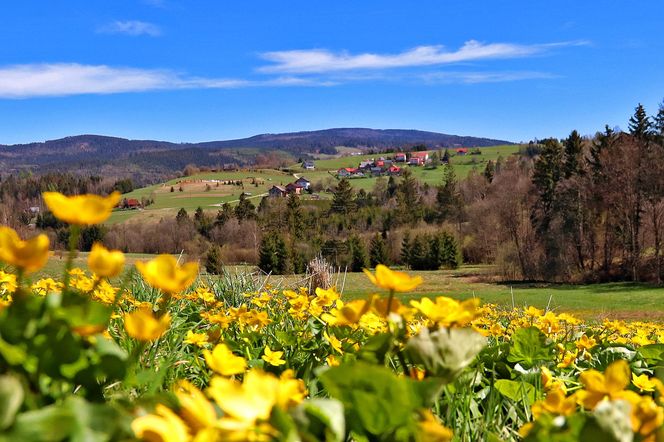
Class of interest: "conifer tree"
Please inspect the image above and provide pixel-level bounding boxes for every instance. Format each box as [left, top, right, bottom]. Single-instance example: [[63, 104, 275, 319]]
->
[[436, 164, 461, 222], [258, 235, 278, 274], [176, 208, 189, 224], [563, 130, 584, 178], [348, 235, 369, 272], [628, 103, 653, 140], [483, 160, 495, 183], [369, 233, 389, 267], [400, 232, 412, 266], [330, 178, 355, 215], [205, 245, 224, 274], [396, 169, 422, 225], [235, 193, 256, 221], [286, 193, 303, 238]]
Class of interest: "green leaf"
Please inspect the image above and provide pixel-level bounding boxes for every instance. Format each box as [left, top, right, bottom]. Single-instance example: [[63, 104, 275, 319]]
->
[[1, 405, 76, 442], [357, 333, 393, 364], [637, 344, 664, 366], [0, 338, 26, 366], [318, 362, 417, 437], [507, 327, 553, 368], [494, 379, 536, 405], [291, 398, 345, 442], [0, 375, 24, 430]]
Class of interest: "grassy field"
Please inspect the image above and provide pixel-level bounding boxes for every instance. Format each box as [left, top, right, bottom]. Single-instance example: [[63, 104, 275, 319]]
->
[[107, 144, 521, 224], [24, 258, 664, 320]]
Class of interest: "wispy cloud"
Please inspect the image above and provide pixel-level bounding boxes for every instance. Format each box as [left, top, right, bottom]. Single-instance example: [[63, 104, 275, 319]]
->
[[98, 20, 162, 37], [258, 40, 589, 74], [420, 71, 558, 84], [0, 63, 331, 99]]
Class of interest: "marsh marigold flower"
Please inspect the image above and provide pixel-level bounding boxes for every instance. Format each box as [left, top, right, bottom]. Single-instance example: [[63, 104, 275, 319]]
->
[[183, 330, 208, 347], [131, 404, 190, 442], [88, 243, 125, 278], [174, 380, 217, 433], [363, 264, 422, 292], [0, 227, 50, 274], [262, 346, 286, 367], [577, 359, 641, 410], [204, 343, 247, 376], [124, 308, 171, 341], [42, 191, 121, 225], [135, 254, 198, 295]]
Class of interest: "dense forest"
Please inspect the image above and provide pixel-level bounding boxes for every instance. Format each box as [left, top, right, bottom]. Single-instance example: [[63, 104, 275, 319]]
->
[[2, 102, 663, 284]]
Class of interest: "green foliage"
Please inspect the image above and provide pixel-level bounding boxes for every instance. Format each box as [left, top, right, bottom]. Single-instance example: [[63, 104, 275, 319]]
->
[[205, 244, 224, 274], [507, 327, 554, 368], [369, 234, 389, 267]]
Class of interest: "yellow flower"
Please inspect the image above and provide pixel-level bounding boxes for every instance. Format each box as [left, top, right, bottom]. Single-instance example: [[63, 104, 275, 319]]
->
[[204, 343, 247, 376], [323, 331, 343, 354], [207, 370, 278, 428], [577, 359, 640, 410], [42, 191, 121, 225], [314, 286, 340, 306], [174, 380, 217, 433], [0, 270, 18, 293], [575, 334, 597, 351], [418, 410, 453, 442], [88, 243, 125, 278], [410, 297, 480, 327], [262, 346, 286, 367], [632, 396, 664, 438], [0, 227, 50, 273], [531, 387, 577, 419], [276, 370, 307, 409], [132, 404, 190, 442], [136, 255, 198, 295], [124, 308, 171, 341], [363, 264, 422, 292], [632, 373, 658, 393], [183, 330, 208, 347]]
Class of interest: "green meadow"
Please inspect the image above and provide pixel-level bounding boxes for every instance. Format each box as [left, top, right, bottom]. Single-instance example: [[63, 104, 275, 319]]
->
[[108, 144, 521, 224]]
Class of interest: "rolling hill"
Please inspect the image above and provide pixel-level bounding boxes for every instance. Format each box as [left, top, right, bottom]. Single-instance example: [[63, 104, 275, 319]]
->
[[0, 129, 513, 184]]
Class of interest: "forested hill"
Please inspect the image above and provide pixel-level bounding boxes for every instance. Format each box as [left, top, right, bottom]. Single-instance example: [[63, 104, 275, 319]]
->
[[0, 129, 512, 183], [196, 128, 512, 151]]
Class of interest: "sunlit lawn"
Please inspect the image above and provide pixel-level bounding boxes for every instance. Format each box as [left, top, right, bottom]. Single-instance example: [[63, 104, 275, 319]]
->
[[28, 258, 664, 321]]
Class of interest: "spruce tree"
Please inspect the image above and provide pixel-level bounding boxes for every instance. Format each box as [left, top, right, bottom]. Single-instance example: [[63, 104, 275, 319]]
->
[[483, 160, 495, 183], [258, 235, 278, 274], [205, 245, 224, 274], [654, 101, 664, 138], [442, 149, 450, 164], [348, 235, 369, 272], [436, 164, 461, 222], [286, 193, 303, 238], [274, 235, 291, 274], [532, 138, 564, 215], [400, 232, 412, 266], [369, 233, 389, 267], [176, 208, 189, 224], [330, 178, 355, 215], [235, 193, 256, 221], [396, 170, 422, 225], [408, 234, 428, 270], [563, 130, 584, 178], [628, 103, 653, 140]]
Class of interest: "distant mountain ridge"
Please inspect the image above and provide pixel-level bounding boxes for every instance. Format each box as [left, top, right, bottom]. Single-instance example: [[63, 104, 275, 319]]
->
[[0, 128, 513, 183]]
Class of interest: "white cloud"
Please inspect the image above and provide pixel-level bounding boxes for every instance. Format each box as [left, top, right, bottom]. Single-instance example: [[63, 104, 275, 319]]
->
[[98, 20, 162, 37], [0, 64, 332, 98], [258, 40, 589, 74], [420, 71, 557, 84]]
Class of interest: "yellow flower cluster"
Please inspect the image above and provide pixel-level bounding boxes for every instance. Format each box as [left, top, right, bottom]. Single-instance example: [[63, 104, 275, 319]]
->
[[133, 370, 306, 441]]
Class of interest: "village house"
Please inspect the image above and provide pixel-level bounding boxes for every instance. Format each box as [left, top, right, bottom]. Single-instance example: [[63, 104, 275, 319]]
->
[[409, 151, 429, 166], [268, 185, 287, 197], [337, 167, 357, 178], [456, 148, 469, 155], [387, 165, 402, 176], [394, 152, 407, 162], [294, 177, 311, 190], [302, 160, 315, 170], [285, 182, 302, 195]]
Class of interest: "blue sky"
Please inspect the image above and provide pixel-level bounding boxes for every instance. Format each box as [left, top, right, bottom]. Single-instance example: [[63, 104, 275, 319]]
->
[[0, 0, 662, 144]]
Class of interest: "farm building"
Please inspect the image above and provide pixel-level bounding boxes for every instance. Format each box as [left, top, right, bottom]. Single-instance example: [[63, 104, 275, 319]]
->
[[394, 153, 407, 162], [456, 148, 469, 155], [268, 185, 287, 197], [294, 177, 311, 190], [409, 151, 429, 166], [285, 183, 302, 195], [302, 160, 315, 170]]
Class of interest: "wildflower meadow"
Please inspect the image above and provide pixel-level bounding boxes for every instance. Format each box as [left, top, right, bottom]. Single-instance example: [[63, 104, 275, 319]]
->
[[0, 191, 662, 442]]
